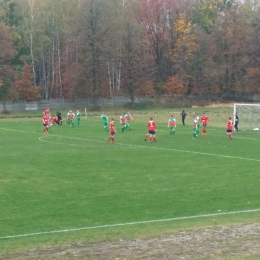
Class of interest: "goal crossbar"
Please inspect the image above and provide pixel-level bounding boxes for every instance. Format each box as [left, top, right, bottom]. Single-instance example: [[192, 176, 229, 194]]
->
[[233, 103, 260, 130]]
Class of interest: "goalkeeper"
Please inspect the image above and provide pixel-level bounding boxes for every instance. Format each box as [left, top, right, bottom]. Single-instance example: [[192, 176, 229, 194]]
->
[[234, 112, 239, 132]]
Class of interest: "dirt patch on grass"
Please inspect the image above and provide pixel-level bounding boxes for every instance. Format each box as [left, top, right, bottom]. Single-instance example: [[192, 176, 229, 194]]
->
[[3, 223, 260, 260]]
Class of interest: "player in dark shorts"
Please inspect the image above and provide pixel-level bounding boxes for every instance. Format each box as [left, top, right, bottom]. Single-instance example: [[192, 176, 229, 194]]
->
[[57, 111, 62, 125]]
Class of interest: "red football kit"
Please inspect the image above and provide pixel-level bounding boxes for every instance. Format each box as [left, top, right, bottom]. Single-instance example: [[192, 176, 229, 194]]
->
[[148, 120, 156, 130], [169, 121, 176, 127], [227, 119, 233, 131], [226, 119, 233, 139], [44, 109, 50, 116], [42, 115, 49, 125], [201, 115, 209, 125], [109, 121, 115, 133], [108, 121, 116, 143], [120, 117, 126, 123], [52, 117, 59, 124]]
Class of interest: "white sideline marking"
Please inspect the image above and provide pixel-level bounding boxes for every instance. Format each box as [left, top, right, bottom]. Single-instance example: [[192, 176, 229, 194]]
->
[[38, 136, 107, 148], [1, 126, 259, 140], [116, 143, 260, 162], [157, 128, 260, 140], [38, 134, 260, 162], [0, 128, 39, 134], [1, 127, 260, 162], [0, 153, 22, 157], [0, 208, 260, 240]]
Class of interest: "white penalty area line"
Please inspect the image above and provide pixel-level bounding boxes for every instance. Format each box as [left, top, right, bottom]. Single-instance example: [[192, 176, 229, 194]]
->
[[1, 208, 260, 240]]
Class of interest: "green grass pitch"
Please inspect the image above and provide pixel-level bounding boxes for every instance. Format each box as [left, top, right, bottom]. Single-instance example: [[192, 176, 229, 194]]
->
[[0, 109, 260, 255]]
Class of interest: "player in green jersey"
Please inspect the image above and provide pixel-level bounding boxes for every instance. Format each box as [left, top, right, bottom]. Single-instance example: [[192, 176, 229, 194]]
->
[[66, 110, 75, 127], [120, 113, 126, 132], [76, 110, 81, 126], [65, 111, 71, 125], [192, 120, 197, 139], [100, 113, 109, 132], [125, 111, 133, 130], [196, 114, 200, 135], [168, 115, 176, 137]]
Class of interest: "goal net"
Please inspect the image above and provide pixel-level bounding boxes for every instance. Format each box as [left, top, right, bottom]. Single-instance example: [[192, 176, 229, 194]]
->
[[234, 103, 260, 131]]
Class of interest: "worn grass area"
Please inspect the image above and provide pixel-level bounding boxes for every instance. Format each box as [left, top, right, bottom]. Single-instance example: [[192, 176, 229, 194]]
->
[[0, 107, 260, 259], [2, 223, 260, 259]]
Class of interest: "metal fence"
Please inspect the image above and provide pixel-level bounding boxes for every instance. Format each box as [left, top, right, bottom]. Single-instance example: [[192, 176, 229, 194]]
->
[[0, 96, 149, 113], [1, 94, 260, 113]]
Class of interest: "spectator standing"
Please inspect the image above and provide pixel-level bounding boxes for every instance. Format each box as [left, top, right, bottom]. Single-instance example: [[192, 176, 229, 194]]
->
[[181, 110, 187, 126]]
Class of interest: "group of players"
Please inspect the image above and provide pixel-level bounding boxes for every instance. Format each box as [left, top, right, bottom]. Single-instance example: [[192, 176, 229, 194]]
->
[[103, 112, 211, 144], [101, 112, 133, 144], [42, 108, 81, 134], [42, 108, 237, 142], [104, 112, 237, 144], [143, 113, 211, 143]]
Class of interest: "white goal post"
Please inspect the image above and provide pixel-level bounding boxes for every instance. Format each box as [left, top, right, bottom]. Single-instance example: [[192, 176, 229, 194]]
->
[[233, 103, 260, 130]]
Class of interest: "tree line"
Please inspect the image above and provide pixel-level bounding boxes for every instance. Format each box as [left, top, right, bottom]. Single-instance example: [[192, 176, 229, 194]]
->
[[0, 0, 260, 109]]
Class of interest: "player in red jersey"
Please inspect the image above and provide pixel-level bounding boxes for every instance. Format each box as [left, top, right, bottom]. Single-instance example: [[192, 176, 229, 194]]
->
[[201, 113, 209, 136], [107, 118, 116, 144], [144, 131, 149, 141], [50, 116, 59, 125], [44, 108, 51, 117], [226, 117, 233, 139], [42, 113, 50, 134], [145, 117, 157, 142]]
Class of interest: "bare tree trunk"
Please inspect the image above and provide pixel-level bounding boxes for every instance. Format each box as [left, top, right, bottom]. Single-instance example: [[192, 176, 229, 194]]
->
[[42, 54, 48, 100], [56, 33, 62, 97], [51, 39, 55, 98], [21, 0, 38, 86], [116, 60, 121, 91], [107, 59, 113, 97], [89, 0, 98, 108]]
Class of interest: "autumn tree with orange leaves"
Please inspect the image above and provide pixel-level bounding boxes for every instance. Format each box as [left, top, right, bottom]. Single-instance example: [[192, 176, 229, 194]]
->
[[164, 75, 188, 95], [15, 64, 41, 101], [135, 80, 156, 97]]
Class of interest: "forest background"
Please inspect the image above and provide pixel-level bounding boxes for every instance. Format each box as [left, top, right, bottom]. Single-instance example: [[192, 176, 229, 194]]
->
[[0, 0, 260, 110]]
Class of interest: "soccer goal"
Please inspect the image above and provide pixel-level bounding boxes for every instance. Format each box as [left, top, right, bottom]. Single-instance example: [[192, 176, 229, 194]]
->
[[234, 103, 260, 131]]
